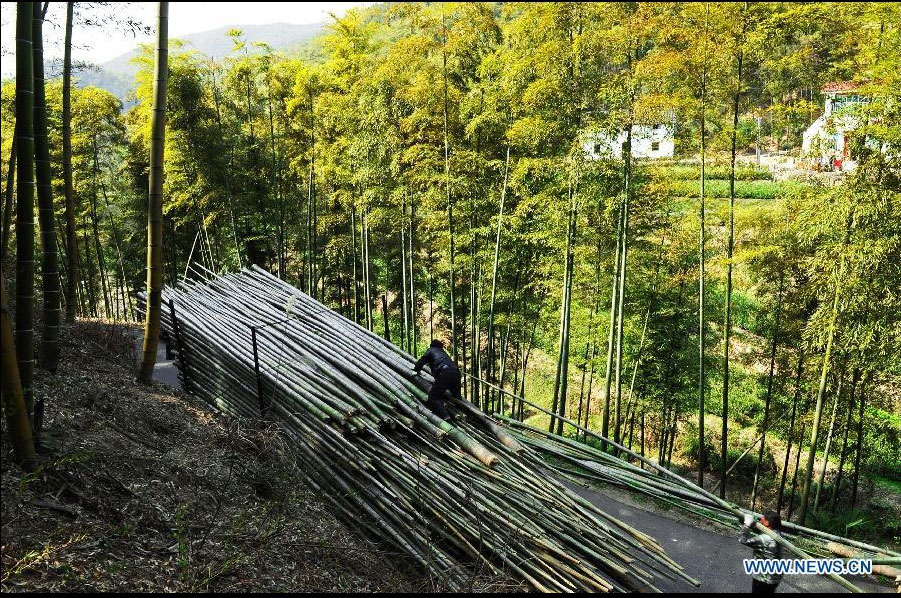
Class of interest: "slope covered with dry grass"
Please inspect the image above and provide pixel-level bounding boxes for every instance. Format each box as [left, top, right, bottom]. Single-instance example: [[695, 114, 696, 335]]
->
[[1, 320, 431, 592]]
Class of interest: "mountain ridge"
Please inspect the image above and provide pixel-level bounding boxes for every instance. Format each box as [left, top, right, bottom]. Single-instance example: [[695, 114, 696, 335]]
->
[[77, 21, 324, 101]]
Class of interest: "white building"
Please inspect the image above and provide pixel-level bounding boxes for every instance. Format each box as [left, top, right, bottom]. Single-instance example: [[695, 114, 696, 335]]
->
[[801, 82, 865, 171], [582, 123, 675, 160]]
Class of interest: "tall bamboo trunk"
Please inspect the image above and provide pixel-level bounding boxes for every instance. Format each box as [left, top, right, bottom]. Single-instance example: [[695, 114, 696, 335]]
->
[[613, 128, 631, 450], [441, 14, 457, 362], [698, 153, 708, 469], [777, 352, 804, 513], [624, 302, 651, 423], [2, 124, 17, 265], [209, 67, 241, 269], [62, 1, 79, 322], [798, 208, 853, 523], [831, 368, 859, 512], [363, 208, 372, 331], [486, 145, 510, 404], [267, 92, 284, 279], [814, 367, 845, 511], [468, 211, 479, 407], [582, 333, 598, 434], [138, 2, 169, 383], [640, 409, 646, 466], [381, 293, 390, 342], [306, 92, 315, 295], [660, 277, 686, 468], [667, 405, 679, 467], [98, 162, 134, 321], [15, 1, 36, 420], [751, 272, 783, 508], [1, 266, 36, 467], [577, 266, 601, 431], [697, 2, 710, 488], [351, 201, 359, 324], [409, 200, 417, 354], [788, 420, 807, 520], [400, 201, 409, 353], [850, 373, 867, 508], [518, 298, 544, 421], [551, 179, 576, 434], [90, 142, 111, 317], [601, 201, 624, 448], [427, 252, 433, 340], [82, 214, 97, 316], [498, 264, 522, 414], [720, 4, 747, 498]]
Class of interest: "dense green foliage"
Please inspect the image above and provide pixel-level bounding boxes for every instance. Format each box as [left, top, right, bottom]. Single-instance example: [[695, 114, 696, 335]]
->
[[1, 2, 898, 531]]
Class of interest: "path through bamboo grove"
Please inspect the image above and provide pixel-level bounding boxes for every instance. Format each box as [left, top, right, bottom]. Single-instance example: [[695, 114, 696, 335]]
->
[[157, 266, 698, 592]]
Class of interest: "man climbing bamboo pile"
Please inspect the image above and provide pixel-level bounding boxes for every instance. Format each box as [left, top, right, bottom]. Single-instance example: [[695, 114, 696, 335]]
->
[[412, 339, 460, 421]]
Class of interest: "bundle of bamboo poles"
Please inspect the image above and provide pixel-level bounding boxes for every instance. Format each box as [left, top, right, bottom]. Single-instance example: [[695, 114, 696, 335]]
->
[[493, 414, 899, 569], [157, 266, 696, 592]]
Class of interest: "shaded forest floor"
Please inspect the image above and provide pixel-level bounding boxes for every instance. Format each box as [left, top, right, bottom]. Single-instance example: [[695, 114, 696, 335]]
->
[[0, 320, 434, 592]]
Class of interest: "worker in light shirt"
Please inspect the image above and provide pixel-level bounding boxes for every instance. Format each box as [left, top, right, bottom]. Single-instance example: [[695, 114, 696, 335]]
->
[[740, 510, 784, 594]]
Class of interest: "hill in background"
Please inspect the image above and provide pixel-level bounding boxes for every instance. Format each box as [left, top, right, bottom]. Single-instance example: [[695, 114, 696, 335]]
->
[[74, 22, 324, 101]]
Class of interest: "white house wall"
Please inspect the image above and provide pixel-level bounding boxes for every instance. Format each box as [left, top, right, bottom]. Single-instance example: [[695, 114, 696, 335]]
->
[[583, 125, 675, 160]]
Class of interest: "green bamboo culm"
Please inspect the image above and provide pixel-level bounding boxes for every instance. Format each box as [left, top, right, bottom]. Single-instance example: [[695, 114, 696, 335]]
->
[[721, 2, 747, 500], [600, 198, 623, 449], [0, 122, 17, 264], [1, 266, 37, 469], [697, 2, 710, 488], [138, 1, 169, 384], [441, 9, 457, 363], [797, 207, 854, 525], [33, 1, 61, 375], [15, 1, 36, 420], [62, 1, 80, 323]]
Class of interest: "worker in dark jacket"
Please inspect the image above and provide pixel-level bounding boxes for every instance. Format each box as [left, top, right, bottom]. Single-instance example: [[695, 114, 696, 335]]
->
[[739, 510, 784, 593], [413, 340, 459, 421]]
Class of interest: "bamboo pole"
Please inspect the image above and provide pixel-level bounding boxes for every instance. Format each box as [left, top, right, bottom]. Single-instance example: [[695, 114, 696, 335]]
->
[[138, 1, 168, 383]]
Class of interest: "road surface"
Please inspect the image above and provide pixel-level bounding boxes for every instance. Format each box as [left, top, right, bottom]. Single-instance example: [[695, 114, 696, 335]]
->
[[565, 480, 889, 593]]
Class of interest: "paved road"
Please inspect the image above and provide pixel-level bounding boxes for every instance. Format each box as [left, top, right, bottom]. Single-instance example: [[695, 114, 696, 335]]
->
[[133, 334, 182, 388], [140, 345, 890, 593], [565, 481, 888, 593]]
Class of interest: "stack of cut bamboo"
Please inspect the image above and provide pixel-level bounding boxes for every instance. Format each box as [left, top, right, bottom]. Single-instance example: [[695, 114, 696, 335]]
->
[[498, 416, 899, 566], [159, 266, 696, 592]]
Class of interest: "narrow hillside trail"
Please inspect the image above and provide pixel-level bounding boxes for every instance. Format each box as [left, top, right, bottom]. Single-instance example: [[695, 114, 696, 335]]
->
[[139, 336, 891, 594]]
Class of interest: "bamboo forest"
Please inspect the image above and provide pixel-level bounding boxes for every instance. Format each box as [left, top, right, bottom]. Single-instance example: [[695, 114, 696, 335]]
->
[[1, 1, 899, 593]]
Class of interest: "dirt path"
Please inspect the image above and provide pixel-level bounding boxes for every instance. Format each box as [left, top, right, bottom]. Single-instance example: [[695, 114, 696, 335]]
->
[[146, 347, 891, 593]]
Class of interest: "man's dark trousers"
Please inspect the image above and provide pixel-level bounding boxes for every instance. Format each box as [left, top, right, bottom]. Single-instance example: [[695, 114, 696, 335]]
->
[[427, 367, 460, 420], [751, 579, 778, 594]]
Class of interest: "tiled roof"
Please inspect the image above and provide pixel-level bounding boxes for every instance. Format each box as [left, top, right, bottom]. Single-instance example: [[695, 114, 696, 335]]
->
[[822, 81, 860, 93]]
